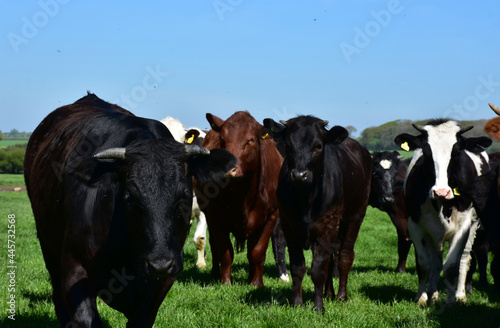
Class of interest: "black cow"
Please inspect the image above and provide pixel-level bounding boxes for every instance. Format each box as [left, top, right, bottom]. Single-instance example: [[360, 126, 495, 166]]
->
[[461, 160, 500, 295], [264, 116, 372, 312], [369, 151, 411, 273], [24, 93, 236, 327]]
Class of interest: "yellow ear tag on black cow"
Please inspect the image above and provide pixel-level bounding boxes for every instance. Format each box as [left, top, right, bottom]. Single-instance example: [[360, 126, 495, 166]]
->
[[262, 132, 269, 139], [453, 187, 461, 196], [186, 134, 195, 144], [401, 142, 410, 152]]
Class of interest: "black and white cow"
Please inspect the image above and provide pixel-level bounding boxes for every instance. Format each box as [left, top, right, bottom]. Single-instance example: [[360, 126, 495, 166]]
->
[[394, 119, 491, 306]]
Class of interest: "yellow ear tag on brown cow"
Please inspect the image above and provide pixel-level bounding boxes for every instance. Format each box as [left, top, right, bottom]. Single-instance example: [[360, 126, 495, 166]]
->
[[186, 134, 195, 144], [262, 132, 269, 139], [453, 187, 460, 196], [401, 142, 410, 152]]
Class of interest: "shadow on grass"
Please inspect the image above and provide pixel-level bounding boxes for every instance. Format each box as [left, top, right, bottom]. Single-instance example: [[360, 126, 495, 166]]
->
[[359, 284, 415, 303], [429, 303, 500, 328], [353, 264, 417, 275]]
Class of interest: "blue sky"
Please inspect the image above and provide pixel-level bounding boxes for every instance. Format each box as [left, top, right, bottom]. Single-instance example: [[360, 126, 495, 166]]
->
[[2, 1, 500, 136]]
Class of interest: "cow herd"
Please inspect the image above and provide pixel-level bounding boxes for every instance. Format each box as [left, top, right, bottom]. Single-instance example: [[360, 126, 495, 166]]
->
[[24, 93, 500, 327]]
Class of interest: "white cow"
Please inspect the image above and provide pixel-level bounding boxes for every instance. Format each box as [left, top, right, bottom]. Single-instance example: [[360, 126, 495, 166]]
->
[[395, 119, 491, 306], [161, 116, 208, 269]]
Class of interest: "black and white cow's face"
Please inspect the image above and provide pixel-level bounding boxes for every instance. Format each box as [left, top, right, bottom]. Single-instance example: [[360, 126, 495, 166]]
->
[[394, 119, 491, 200], [371, 151, 403, 205], [264, 116, 348, 184]]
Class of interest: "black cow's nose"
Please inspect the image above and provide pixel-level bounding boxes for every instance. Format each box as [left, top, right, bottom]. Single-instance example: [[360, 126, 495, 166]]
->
[[147, 256, 181, 277], [291, 169, 309, 182], [382, 196, 394, 203]]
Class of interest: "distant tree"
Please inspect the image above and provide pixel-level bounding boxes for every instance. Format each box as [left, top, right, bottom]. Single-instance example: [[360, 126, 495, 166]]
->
[[0, 144, 26, 173], [0, 130, 3, 142], [345, 125, 357, 137]]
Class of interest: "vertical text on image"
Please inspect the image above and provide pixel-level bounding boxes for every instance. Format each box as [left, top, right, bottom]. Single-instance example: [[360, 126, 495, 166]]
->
[[7, 214, 16, 321]]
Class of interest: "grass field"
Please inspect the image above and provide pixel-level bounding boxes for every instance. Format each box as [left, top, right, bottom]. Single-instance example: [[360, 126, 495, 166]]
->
[[0, 174, 25, 187], [0, 179, 499, 327], [0, 140, 28, 148]]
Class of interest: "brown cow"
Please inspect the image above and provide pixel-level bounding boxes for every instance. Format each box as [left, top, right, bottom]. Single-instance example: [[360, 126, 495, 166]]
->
[[195, 111, 283, 288], [484, 103, 500, 141]]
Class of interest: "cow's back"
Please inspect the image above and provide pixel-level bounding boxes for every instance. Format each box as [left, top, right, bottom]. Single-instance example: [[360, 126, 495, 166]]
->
[[334, 138, 372, 219]]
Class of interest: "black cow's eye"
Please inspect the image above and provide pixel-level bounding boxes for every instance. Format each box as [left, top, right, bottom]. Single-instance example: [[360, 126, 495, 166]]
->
[[314, 143, 323, 151]]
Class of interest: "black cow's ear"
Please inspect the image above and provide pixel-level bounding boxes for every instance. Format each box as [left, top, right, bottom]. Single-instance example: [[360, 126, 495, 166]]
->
[[206, 113, 224, 132], [184, 129, 200, 144], [326, 126, 348, 145], [464, 136, 492, 153], [263, 118, 286, 140], [188, 148, 237, 185], [394, 134, 419, 152]]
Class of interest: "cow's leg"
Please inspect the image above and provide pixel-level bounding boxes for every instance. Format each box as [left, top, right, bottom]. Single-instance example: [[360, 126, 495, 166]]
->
[[444, 218, 478, 305], [207, 225, 233, 284], [247, 212, 278, 288], [388, 210, 411, 273], [288, 246, 306, 306], [310, 242, 332, 313], [61, 258, 102, 327], [336, 218, 363, 301], [271, 217, 289, 282], [193, 208, 208, 269], [408, 219, 430, 305], [426, 241, 443, 305]]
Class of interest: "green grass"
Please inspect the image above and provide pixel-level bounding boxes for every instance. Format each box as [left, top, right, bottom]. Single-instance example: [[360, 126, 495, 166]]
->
[[0, 191, 499, 327], [0, 174, 25, 187], [0, 140, 28, 148]]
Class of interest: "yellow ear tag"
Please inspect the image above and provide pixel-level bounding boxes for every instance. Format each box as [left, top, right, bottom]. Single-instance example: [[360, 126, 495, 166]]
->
[[453, 187, 461, 196], [187, 134, 195, 144], [401, 142, 410, 152], [262, 132, 269, 139], [211, 123, 216, 129]]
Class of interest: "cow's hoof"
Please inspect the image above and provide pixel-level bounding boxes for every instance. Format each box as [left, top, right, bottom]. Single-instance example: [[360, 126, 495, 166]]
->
[[456, 295, 467, 304], [416, 293, 428, 306], [279, 274, 290, 283], [196, 262, 207, 269]]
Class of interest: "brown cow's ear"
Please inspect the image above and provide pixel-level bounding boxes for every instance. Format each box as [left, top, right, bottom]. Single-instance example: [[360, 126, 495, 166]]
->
[[326, 126, 348, 145], [206, 113, 224, 132]]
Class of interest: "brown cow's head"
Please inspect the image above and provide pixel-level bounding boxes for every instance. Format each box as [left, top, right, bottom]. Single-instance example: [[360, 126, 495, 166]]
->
[[204, 111, 276, 178], [484, 103, 500, 142]]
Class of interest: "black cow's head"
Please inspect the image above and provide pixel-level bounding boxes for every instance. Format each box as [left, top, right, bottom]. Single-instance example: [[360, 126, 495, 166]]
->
[[370, 151, 404, 206], [394, 119, 491, 200], [264, 115, 348, 184], [71, 140, 236, 278]]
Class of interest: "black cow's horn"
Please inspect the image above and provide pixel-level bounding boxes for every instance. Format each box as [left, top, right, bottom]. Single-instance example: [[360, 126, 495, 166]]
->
[[185, 144, 210, 157], [412, 123, 425, 132], [279, 120, 288, 126], [322, 120, 329, 127], [459, 125, 473, 134], [94, 148, 126, 160], [489, 103, 500, 116]]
